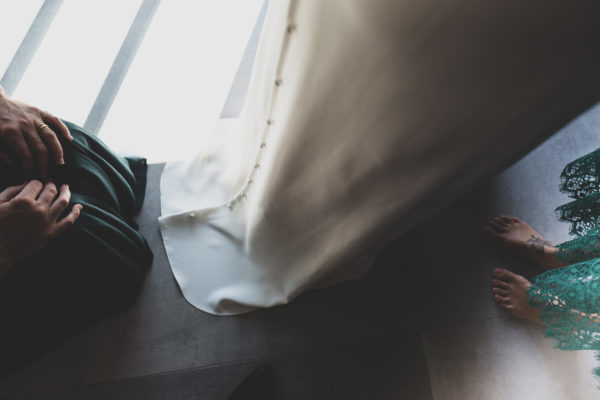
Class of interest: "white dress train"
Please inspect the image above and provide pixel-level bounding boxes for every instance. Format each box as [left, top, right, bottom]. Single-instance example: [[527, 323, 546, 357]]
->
[[159, 0, 600, 315]]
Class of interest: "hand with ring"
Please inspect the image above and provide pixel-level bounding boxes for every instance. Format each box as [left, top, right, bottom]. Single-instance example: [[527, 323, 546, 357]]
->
[[0, 85, 73, 178]]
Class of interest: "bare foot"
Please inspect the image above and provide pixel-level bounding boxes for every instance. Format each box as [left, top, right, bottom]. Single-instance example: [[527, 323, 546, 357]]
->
[[492, 268, 542, 324], [483, 216, 565, 270]]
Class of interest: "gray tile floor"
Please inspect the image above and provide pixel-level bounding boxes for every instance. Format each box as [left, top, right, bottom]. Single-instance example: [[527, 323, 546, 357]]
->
[[412, 102, 600, 399], [2, 102, 600, 399]]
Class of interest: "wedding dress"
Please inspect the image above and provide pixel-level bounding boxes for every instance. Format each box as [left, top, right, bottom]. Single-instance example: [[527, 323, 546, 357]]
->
[[159, 0, 600, 315]]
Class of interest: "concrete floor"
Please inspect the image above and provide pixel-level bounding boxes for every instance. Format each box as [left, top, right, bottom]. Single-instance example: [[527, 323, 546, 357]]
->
[[1, 104, 600, 399]]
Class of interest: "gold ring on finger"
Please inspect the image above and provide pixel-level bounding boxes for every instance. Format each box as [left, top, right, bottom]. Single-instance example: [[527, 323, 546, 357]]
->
[[36, 123, 49, 131]]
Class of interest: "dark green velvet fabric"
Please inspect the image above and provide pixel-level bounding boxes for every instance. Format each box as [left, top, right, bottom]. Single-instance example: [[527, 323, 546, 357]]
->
[[0, 121, 152, 377]]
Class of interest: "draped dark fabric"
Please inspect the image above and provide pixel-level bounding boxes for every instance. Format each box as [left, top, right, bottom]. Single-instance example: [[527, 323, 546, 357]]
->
[[0, 121, 152, 377]]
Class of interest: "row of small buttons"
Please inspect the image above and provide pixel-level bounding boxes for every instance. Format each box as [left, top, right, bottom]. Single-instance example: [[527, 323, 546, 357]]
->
[[187, 22, 297, 219]]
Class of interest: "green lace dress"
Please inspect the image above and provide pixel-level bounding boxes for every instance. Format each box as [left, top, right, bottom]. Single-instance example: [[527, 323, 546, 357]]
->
[[527, 148, 600, 380]]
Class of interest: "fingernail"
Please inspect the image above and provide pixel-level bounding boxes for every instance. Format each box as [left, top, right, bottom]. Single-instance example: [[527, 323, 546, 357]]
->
[[59, 158, 65, 165]]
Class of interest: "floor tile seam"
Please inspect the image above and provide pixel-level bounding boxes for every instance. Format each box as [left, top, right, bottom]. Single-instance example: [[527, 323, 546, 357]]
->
[[417, 313, 509, 398], [417, 317, 499, 400], [0, 347, 352, 399], [2, 322, 413, 399], [412, 332, 439, 400], [0, 356, 269, 400]]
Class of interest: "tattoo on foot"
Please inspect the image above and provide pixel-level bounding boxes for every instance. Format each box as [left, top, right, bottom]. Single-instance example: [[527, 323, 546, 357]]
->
[[526, 235, 555, 255]]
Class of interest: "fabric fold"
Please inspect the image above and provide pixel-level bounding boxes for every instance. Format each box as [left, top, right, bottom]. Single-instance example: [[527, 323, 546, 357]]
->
[[0, 121, 152, 376], [160, 0, 600, 315]]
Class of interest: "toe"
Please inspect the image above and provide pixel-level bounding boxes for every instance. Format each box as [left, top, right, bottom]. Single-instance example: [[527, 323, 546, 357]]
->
[[494, 268, 508, 279], [494, 294, 511, 304], [492, 287, 509, 296], [489, 220, 507, 233], [492, 279, 510, 289], [494, 268, 519, 282], [494, 217, 508, 226], [500, 216, 513, 225], [500, 303, 514, 311]]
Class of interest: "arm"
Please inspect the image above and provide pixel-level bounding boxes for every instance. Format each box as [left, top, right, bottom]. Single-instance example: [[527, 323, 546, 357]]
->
[[0, 85, 73, 178], [0, 181, 82, 281]]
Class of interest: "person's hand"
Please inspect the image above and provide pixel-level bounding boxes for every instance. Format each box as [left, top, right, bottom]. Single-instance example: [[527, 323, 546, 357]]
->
[[0, 181, 82, 280], [0, 85, 73, 178]]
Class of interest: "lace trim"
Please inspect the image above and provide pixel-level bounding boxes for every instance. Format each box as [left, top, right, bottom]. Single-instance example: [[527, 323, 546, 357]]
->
[[529, 147, 600, 383], [556, 229, 600, 265], [559, 148, 600, 200]]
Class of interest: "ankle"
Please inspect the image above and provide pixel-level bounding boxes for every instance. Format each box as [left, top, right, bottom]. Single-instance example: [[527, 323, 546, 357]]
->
[[541, 246, 567, 268]]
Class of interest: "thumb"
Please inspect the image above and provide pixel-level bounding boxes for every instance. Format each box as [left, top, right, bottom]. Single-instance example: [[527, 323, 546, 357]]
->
[[0, 184, 27, 203]]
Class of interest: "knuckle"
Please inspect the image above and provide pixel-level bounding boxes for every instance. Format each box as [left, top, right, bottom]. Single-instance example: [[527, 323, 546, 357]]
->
[[1, 125, 19, 137], [30, 180, 43, 190], [56, 197, 69, 208], [14, 197, 34, 208], [59, 218, 75, 230], [33, 204, 47, 216]]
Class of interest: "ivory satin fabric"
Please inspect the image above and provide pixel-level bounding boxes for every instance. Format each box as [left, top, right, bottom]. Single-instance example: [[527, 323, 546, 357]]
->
[[160, 0, 600, 315]]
